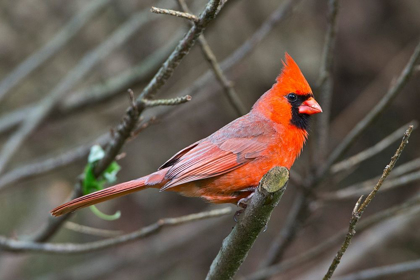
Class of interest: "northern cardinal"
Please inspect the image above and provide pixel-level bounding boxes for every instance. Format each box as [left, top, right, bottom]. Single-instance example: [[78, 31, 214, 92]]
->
[[51, 53, 322, 217]]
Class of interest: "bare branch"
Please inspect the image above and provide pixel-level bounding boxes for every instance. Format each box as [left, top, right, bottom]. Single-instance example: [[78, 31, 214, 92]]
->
[[0, 0, 111, 104], [142, 95, 192, 107], [151, 6, 199, 22], [316, 0, 340, 161], [335, 259, 420, 280], [322, 125, 413, 280], [0, 208, 231, 253], [0, 0, 175, 175], [206, 167, 289, 280], [331, 120, 418, 173], [177, 0, 247, 116], [317, 42, 420, 181], [64, 222, 122, 238]]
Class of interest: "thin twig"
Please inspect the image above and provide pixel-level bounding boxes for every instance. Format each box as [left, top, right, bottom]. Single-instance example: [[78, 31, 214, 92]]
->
[[64, 222, 122, 238], [245, 193, 420, 280], [0, 0, 174, 176], [206, 167, 289, 280], [0, 208, 231, 253], [322, 125, 413, 280], [151, 6, 199, 22], [316, 0, 340, 162], [0, 0, 111, 104], [335, 259, 420, 280], [331, 120, 417, 173], [317, 42, 420, 181], [142, 95, 192, 107], [176, 0, 247, 116]]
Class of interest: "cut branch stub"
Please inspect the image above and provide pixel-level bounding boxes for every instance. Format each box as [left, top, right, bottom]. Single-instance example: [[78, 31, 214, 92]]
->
[[206, 166, 289, 280]]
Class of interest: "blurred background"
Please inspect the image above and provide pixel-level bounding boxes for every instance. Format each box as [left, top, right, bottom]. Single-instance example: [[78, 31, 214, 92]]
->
[[0, 0, 420, 279]]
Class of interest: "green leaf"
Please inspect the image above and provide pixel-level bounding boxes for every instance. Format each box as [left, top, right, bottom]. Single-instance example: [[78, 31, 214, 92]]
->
[[103, 161, 121, 183], [82, 145, 122, 221]]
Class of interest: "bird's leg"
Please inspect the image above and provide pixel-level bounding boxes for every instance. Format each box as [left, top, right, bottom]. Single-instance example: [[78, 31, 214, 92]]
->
[[234, 191, 255, 222]]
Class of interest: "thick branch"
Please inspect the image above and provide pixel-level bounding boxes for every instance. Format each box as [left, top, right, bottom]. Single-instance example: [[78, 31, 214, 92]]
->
[[0, 207, 231, 253], [206, 167, 289, 280]]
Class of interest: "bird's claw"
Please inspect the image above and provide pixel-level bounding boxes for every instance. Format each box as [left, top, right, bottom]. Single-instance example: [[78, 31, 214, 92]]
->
[[233, 193, 255, 222]]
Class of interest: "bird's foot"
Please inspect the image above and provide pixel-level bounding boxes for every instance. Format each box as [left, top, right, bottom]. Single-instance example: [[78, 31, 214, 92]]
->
[[233, 193, 255, 222]]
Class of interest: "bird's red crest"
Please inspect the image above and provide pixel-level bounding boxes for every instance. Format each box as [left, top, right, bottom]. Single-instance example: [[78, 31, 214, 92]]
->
[[275, 53, 312, 95]]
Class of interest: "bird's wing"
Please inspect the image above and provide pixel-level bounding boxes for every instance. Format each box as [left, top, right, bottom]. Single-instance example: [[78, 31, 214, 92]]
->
[[160, 115, 275, 190]]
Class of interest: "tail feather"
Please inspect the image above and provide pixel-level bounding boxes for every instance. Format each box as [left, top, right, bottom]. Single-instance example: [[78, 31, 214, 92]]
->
[[51, 177, 150, 217]]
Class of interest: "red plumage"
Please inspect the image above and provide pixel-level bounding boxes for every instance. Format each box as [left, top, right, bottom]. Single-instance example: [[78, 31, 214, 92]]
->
[[51, 53, 322, 217]]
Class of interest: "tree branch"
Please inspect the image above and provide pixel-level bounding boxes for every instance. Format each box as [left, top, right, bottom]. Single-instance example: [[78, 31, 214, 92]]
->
[[0, 207, 231, 253], [151, 6, 199, 22], [206, 167, 289, 280], [142, 95, 192, 107], [322, 125, 413, 280]]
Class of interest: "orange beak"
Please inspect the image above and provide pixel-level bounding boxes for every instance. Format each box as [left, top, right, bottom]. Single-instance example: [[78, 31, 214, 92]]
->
[[298, 97, 322, 115]]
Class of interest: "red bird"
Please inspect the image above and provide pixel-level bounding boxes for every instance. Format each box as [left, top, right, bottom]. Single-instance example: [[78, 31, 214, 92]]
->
[[51, 53, 322, 217]]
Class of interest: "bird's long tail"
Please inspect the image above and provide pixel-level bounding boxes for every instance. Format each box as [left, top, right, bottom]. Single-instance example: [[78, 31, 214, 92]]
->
[[51, 169, 167, 217]]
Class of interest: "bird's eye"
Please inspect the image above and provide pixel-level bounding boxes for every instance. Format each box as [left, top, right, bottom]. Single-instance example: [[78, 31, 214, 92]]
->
[[287, 93, 297, 102]]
